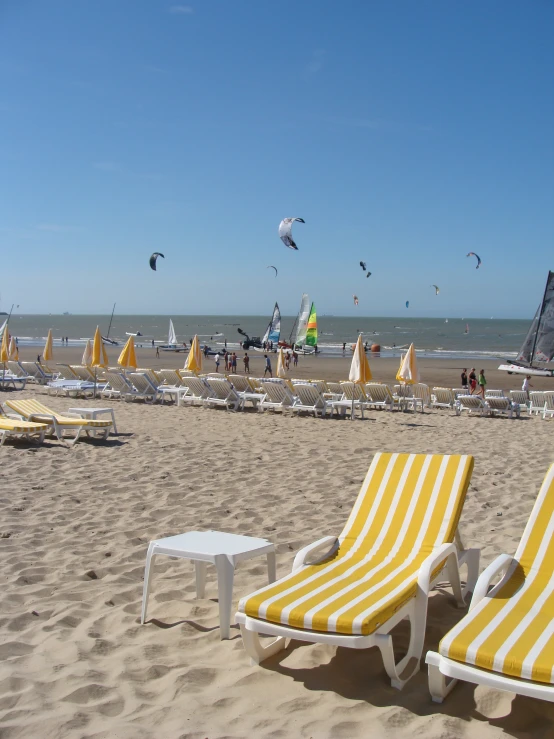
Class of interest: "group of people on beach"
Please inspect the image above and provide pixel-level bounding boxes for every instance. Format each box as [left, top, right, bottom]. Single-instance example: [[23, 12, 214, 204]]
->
[[460, 368, 487, 396]]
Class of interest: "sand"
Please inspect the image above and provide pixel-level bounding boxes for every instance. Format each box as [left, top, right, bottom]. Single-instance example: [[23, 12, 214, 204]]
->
[[2, 371, 554, 738]]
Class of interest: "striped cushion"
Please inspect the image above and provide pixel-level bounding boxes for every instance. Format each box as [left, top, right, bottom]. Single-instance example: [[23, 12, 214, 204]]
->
[[0, 419, 49, 432], [6, 399, 111, 427], [238, 453, 473, 636], [440, 464, 554, 684]]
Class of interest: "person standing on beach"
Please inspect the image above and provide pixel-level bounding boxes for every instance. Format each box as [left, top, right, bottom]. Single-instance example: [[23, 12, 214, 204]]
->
[[243, 353, 250, 373], [469, 368, 477, 394], [522, 375, 532, 395], [478, 369, 486, 398], [461, 368, 468, 390], [224, 351, 229, 372], [293, 350, 298, 367], [231, 353, 237, 372], [214, 352, 220, 372], [37, 354, 41, 363], [156, 346, 159, 358], [264, 354, 272, 377]]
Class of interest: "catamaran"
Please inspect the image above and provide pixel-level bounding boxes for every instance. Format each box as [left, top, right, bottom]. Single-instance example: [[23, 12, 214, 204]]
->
[[499, 270, 554, 377], [279, 293, 317, 353], [160, 319, 185, 352], [262, 303, 281, 346]]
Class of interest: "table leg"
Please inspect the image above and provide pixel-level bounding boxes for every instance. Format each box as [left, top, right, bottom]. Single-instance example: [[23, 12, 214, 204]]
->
[[141, 544, 156, 624], [215, 555, 235, 640], [110, 409, 118, 434], [266, 551, 276, 584], [195, 560, 207, 598]]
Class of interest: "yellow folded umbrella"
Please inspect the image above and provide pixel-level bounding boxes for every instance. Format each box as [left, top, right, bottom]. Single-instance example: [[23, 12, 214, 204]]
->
[[349, 334, 372, 384], [184, 335, 202, 374], [91, 326, 108, 368], [43, 329, 54, 362], [118, 335, 137, 370], [276, 347, 287, 378], [396, 342, 419, 384], [8, 336, 19, 361], [0, 324, 9, 364], [82, 339, 92, 366]]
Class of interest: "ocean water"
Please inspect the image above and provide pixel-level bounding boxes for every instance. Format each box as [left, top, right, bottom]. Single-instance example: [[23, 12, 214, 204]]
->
[[5, 313, 530, 360]]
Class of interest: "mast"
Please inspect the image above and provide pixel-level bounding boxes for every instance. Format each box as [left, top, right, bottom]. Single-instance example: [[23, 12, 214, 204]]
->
[[530, 272, 551, 366], [106, 303, 116, 339]]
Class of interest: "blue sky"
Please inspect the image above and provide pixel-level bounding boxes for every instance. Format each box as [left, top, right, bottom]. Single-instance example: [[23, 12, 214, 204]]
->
[[1, 1, 553, 318]]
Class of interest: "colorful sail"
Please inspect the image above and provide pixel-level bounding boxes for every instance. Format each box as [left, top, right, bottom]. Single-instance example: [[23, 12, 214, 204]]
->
[[262, 302, 281, 345], [294, 294, 310, 346], [305, 303, 317, 346], [168, 319, 177, 346]]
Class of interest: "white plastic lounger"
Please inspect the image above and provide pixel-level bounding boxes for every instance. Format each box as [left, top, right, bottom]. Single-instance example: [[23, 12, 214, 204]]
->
[[101, 372, 135, 399], [237, 453, 479, 690], [431, 388, 457, 410], [529, 392, 546, 415], [0, 372, 27, 390], [46, 380, 99, 398], [291, 383, 344, 418], [0, 417, 53, 445], [365, 383, 397, 411], [55, 364, 80, 380], [19, 362, 53, 385], [325, 381, 344, 400], [542, 391, 554, 419], [158, 369, 183, 387], [484, 389, 504, 398], [259, 380, 296, 412], [69, 365, 96, 382], [509, 390, 530, 414], [455, 396, 491, 416], [427, 463, 554, 704], [227, 375, 265, 408], [486, 396, 520, 419], [204, 378, 244, 411], [177, 376, 211, 407], [7, 361, 28, 380], [339, 382, 370, 418], [127, 373, 160, 403]]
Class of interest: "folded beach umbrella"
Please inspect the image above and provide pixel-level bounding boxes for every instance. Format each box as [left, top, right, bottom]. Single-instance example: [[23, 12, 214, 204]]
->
[[0, 323, 9, 364], [117, 335, 137, 370], [184, 334, 202, 374], [396, 342, 419, 384], [276, 347, 287, 378], [91, 326, 108, 368], [349, 334, 372, 384], [43, 329, 54, 363], [8, 336, 18, 361], [81, 339, 92, 366]]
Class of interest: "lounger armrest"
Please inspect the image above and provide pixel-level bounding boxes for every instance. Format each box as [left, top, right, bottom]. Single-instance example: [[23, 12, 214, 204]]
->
[[417, 542, 458, 593], [469, 553, 514, 611], [292, 536, 339, 572]]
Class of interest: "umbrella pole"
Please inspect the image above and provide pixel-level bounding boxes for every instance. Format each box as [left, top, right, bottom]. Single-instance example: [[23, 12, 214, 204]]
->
[[94, 367, 97, 399]]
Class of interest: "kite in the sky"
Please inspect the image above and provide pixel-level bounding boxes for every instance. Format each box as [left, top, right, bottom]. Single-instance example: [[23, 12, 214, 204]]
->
[[353, 295, 359, 306], [279, 218, 305, 250], [406, 301, 410, 309], [149, 252, 165, 271], [431, 284, 440, 295], [359, 261, 367, 271], [366, 271, 372, 278], [267, 265, 278, 277], [467, 252, 482, 269]]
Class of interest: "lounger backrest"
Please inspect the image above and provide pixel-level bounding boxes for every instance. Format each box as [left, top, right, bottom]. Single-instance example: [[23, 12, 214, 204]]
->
[[180, 369, 197, 377], [20, 362, 46, 378], [293, 383, 324, 408], [510, 390, 529, 406], [56, 364, 79, 380], [486, 397, 510, 410], [207, 378, 240, 401], [326, 381, 343, 396], [227, 374, 251, 392], [485, 389, 504, 397], [104, 372, 133, 392], [70, 365, 96, 382], [5, 398, 57, 419], [433, 387, 455, 404], [339, 453, 474, 555], [412, 383, 431, 405], [529, 392, 546, 410], [260, 380, 294, 405], [158, 369, 183, 386], [394, 384, 413, 398], [182, 376, 210, 398], [340, 382, 368, 401], [136, 368, 160, 385], [128, 373, 157, 395], [7, 361, 27, 378], [543, 391, 554, 411], [458, 396, 484, 409], [513, 464, 554, 575], [249, 377, 264, 393], [366, 383, 392, 402]]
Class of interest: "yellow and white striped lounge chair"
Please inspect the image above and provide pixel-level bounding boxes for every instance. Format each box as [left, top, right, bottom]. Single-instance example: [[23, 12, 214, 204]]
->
[[237, 452, 479, 689], [0, 417, 52, 445], [426, 463, 554, 703], [4, 398, 113, 446]]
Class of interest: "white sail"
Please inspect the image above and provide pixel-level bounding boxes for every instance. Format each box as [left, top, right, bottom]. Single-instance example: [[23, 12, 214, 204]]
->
[[294, 294, 310, 346], [168, 319, 177, 345], [262, 303, 281, 345]]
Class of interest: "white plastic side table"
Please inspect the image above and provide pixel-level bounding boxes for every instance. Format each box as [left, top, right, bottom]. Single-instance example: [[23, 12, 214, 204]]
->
[[141, 530, 276, 639], [67, 407, 118, 434]]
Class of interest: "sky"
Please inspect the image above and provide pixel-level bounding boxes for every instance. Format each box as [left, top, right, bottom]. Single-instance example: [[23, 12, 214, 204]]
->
[[1, 0, 553, 318]]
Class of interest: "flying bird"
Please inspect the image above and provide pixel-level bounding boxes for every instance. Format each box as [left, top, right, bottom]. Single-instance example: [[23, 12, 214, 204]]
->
[[149, 252, 165, 271], [467, 252, 482, 269], [278, 218, 305, 250]]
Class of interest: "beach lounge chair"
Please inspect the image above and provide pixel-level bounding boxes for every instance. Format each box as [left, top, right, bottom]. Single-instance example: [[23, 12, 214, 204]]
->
[[455, 396, 491, 417], [259, 380, 296, 412], [46, 379, 98, 398], [228, 375, 265, 408], [178, 376, 211, 407], [529, 391, 547, 416], [542, 391, 554, 420], [426, 462, 554, 703], [136, 368, 161, 386], [0, 369, 27, 390], [237, 453, 479, 689], [101, 372, 135, 399], [0, 417, 52, 445], [19, 362, 53, 385], [340, 382, 371, 418], [484, 389, 504, 398], [431, 388, 457, 410], [7, 361, 29, 380], [55, 364, 80, 381], [291, 383, 345, 418], [365, 383, 397, 411], [204, 377, 244, 411], [509, 390, 529, 414], [325, 381, 344, 400], [127, 373, 160, 403], [158, 369, 183, 387], [486, 396, 520, 419], [69, 365, 96, 382], [400, 383, 431, 413], [4, 398, 113, 446]]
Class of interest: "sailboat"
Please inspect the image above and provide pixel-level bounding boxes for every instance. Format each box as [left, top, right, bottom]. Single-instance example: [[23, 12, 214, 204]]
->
[[279, 293, 316, 353], [499, 271, 554, 377], [160, 319, 184, 352], [262, 303, 281, 347], [464, 324, 469, 334]]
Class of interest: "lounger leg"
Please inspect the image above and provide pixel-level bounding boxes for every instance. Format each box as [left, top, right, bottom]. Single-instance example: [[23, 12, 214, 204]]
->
[[375, 619, 423, 690], [215, 554, 235, 640], [0, 430, 5, 446], [428, 659, 457, 703], [460, 548, 480, 599], [266, 551, 276, 584], [446, 555, 466, 607], [141, 544, 156, 624], [239, 623, 287, 665], [195, 560, 207, 598]]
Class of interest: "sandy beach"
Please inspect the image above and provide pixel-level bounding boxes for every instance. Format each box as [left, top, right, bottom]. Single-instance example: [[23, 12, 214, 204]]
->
[[1, 363, 554, 738]]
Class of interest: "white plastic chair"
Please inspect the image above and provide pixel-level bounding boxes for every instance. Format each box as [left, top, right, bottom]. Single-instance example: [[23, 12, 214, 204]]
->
[[431, 388, 457, 410], [529, 391, 546, 415], [455, 396, 490, 417]]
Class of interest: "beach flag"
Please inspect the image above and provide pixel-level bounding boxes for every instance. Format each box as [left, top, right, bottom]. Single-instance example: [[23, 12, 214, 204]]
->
[[349, 334, 372, 384], [117, 335, 137, 370], [184, 335, 202, 374], [396, 342, 419, 384], [8, 336, 18, 361], [82, 339, 92, 366], [91, 326, 108, 368], [0, 324, 9, 364], [43, 329, 54, 362], [276, 347, 287, 378]]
